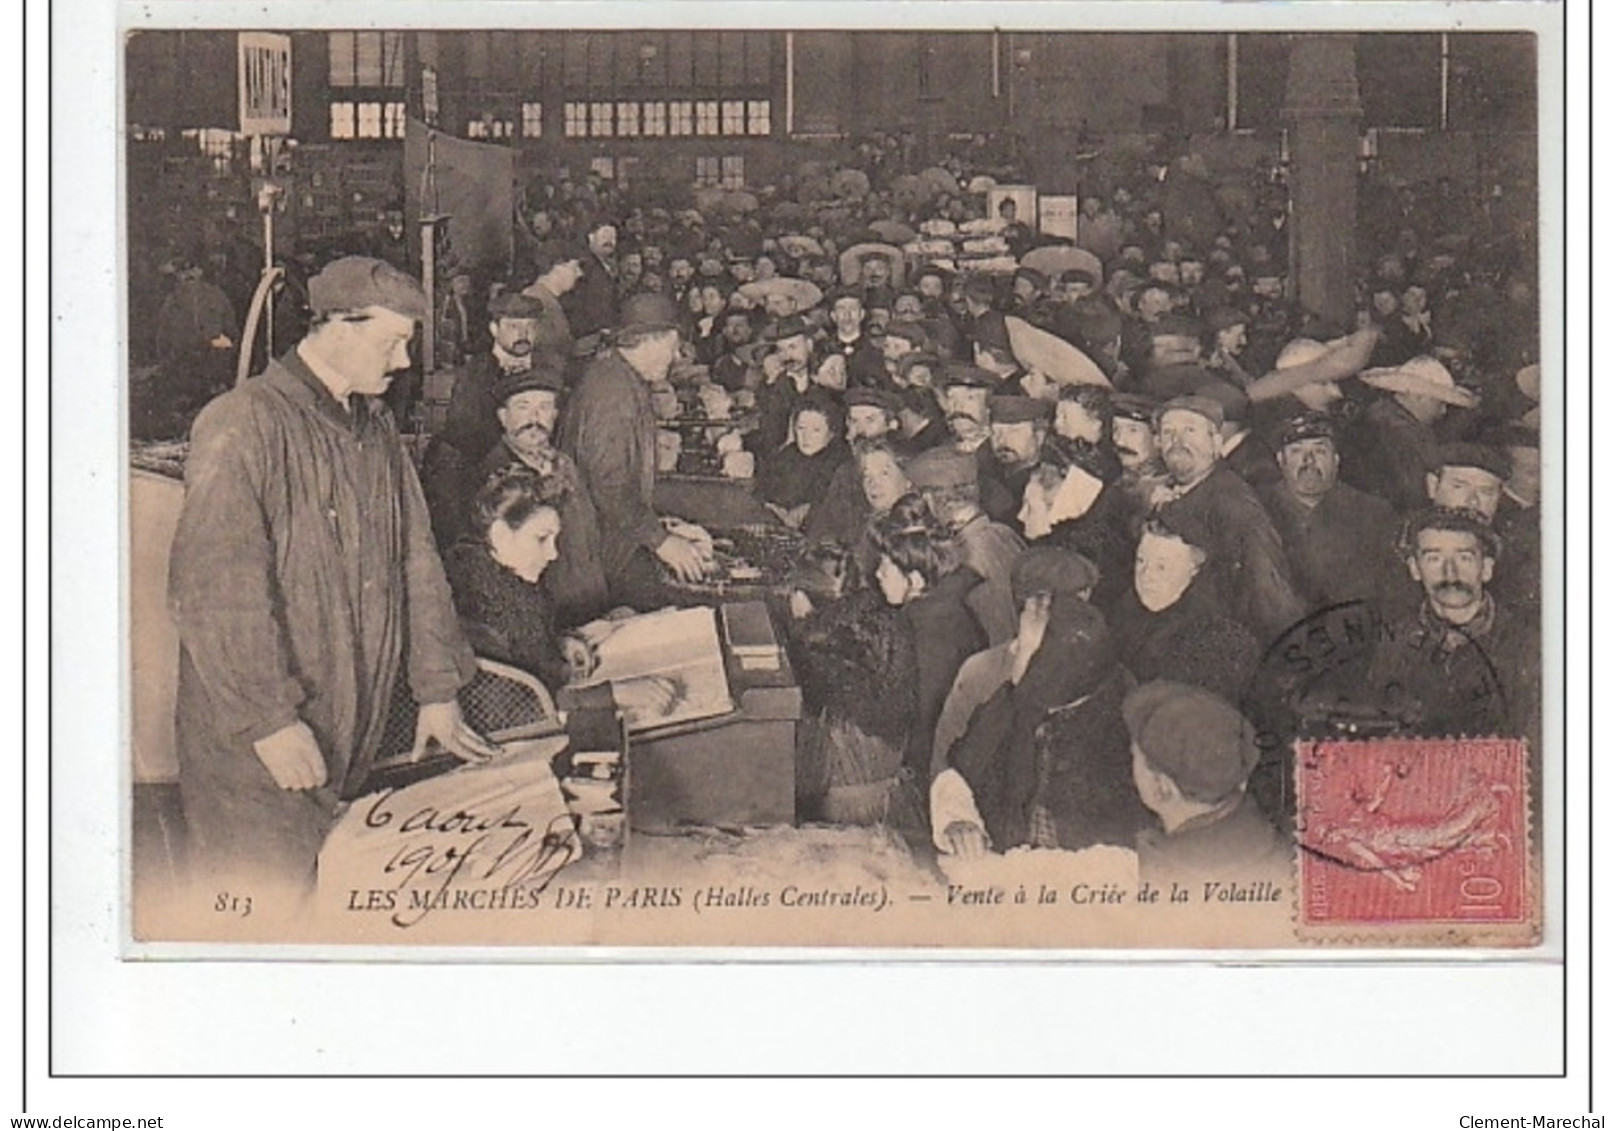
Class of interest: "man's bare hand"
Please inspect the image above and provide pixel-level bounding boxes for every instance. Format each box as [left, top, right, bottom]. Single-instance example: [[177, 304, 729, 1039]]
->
[[562, 635, 599, 683], [942, 821, 990, 859], [413, 700, 503, 764], [655, 534, 707, 582], [253, 722, 328, 791]]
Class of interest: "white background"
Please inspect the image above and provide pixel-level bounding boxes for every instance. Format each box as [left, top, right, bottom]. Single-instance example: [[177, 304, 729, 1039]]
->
[[22, 0, 1599, 1125]]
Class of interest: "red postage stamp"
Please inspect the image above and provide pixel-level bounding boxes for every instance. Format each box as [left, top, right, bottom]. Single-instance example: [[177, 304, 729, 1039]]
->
[[1296, 737, 1537, 945]]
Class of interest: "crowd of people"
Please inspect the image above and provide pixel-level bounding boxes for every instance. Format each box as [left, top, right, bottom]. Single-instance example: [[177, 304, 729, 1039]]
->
[[157, 139, 1542, 899]]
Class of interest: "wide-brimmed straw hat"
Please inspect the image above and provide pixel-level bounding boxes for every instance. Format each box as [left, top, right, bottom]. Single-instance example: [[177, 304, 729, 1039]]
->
[[1360, 356, 1478, 409]]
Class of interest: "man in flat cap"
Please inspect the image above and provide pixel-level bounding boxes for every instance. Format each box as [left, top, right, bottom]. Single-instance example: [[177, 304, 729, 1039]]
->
[[1151, 394, 1305, 643], [1351, 506, 1538, 741], [983, 394, 1053, 535], [1257, 412, 1401, 613], [424, 288, 561, 546], [1124, 681, 1292, 887], [559, 293, 708, 608], [475, 367, 610, 627], [1111, 391, 1170, 526], [168, 257, 497, 899]]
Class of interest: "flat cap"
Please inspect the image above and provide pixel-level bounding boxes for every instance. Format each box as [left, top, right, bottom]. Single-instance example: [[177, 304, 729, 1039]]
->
[[1123, 680, 1260, 804], [844, 387, 903, 415], [1011, 545, 1100, 606], [308, 256, 428, 321], [1192, 380, 1250, 426], [493, 364, 566, 402], [941, 364, 998, 390], [989, 395, 1054, 425], [1111, 392, 1159, 423], [1154, 394, 1225, 430], [1277, 411, 1338, 449], [904, 446, 978, 490]]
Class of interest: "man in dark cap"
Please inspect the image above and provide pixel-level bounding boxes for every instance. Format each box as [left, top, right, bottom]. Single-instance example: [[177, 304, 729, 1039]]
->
[[1124, 680, 1292, 886], [940, 364, 996, 454], [1111, 391, 1169, 525], [1258, 412, 1401, 614], [1351, 507, 1538, 741], [438, 290, 554, 472], [983, 394, 1052, 534], [474, 367, 610, 627], [1151, 394, 1305, 643], [168, 257, 497, 899], [558, 293, 708, 607]]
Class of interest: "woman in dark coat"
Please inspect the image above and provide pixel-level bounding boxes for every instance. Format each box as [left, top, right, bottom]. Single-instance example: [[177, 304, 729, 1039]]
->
[[869, 495, 989, 785], [944, 575, 1149, 853], [444, 466, 675, 719], [756, 396, 850, 529]]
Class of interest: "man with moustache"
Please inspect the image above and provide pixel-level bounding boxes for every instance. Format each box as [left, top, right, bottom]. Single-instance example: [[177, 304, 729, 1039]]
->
[[750, 313, 820, 458], [1354, 507, 1537, 739], [1258, 413, 1401, 613], [563, 217, 621, 344], [423, 290, 554, 548], [982, 395, 1052, 534], [1151, 395, 1305, 643], [559, 293, 708, 609], [168, 258, 495, 897], [476, 367, 610, 627]]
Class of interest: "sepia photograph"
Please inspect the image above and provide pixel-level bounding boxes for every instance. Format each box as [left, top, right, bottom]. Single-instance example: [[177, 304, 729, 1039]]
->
[[119, 17, 1556, 954]]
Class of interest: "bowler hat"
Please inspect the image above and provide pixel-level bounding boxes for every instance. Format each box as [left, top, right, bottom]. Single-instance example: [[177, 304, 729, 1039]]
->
[[1436, 442, 1511, 482], [617, 293, 681, 334], [488, 291, 546, 321]]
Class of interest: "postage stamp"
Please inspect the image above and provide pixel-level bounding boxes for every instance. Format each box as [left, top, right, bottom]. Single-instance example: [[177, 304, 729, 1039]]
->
[[116, 15, 1558, 954], [1295, 737, 1536, 944]]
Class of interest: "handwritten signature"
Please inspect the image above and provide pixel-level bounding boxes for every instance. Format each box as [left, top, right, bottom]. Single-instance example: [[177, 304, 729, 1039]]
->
[[360, 790, 584, 928]]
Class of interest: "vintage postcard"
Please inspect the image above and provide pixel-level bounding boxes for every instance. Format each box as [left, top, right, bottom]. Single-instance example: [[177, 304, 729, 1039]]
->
[[123, 14, 1557, 952]]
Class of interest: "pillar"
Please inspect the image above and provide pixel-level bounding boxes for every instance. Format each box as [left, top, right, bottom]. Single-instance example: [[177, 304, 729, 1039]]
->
[[1283, 34, 1361, 326]]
